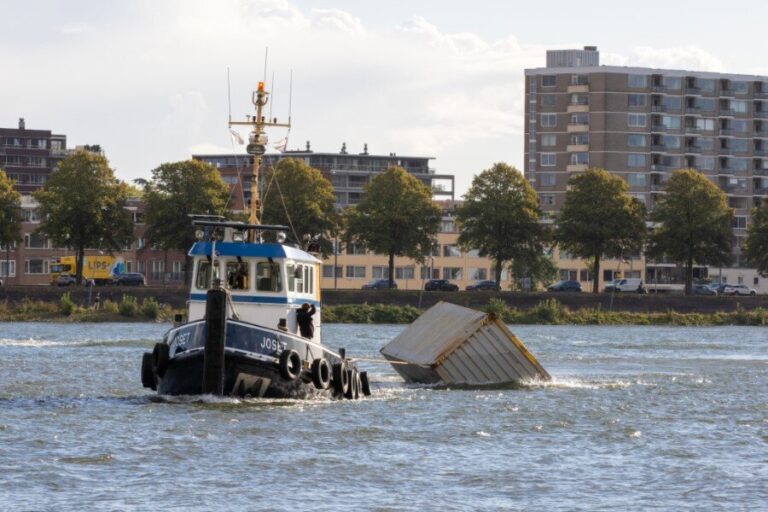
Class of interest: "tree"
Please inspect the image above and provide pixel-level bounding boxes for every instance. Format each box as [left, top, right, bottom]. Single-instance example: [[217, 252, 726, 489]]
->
[[142, 160, 230, 282], [0, 168, 22, 281], [34, 151, 134, 284], [509, 252, 558, 292], [456, 162, 548, 288], [555, 168, 646, 293], [745, 202, 768, 276], [648, 169, 733, 295], [261, 158, 339, 257], [345, 166, 440, 288]]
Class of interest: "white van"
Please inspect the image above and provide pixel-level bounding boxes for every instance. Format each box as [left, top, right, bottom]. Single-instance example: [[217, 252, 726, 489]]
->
[[604, 278, 644, 293]]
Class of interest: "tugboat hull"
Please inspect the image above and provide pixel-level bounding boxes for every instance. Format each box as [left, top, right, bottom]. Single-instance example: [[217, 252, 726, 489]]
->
[[144, 319, 366, 400]]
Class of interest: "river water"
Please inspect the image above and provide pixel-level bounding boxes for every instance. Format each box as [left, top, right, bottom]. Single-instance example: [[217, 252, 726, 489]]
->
[[0, 322, 766, 511]]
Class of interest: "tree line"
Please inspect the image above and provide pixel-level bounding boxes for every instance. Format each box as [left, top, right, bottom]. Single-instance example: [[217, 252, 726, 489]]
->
[[1, 149, 768, 295]]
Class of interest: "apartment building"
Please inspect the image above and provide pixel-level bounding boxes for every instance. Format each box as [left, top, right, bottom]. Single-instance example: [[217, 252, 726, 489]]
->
[[525, 46, 768, 292], [194, 142, 455, 211], [0, 118, 67, 195], [321, 200, 513, 290]]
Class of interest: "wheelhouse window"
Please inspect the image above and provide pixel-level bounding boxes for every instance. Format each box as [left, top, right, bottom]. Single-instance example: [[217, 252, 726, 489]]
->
[[256, 261, 282, 292], [287, 263, 313, 293], [226, 261, 250, 290], [195, 261, 211, 289]]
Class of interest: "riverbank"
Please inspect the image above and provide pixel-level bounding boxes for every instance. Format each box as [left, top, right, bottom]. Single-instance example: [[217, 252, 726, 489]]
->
[[2, 290, 766, 325]]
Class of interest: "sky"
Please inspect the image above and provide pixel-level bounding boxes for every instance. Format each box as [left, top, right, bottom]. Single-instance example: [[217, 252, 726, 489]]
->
[[3, 0, 768, 196]]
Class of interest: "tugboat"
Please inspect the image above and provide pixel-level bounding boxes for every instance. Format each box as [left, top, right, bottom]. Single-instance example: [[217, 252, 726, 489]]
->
[[140, 81, 369, 400]]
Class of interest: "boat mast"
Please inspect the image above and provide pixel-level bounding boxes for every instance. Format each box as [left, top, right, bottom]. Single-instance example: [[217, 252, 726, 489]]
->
[[229, 81, 291, 236]]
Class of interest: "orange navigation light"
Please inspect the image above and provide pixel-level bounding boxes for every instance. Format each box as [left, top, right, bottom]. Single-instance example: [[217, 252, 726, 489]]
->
[[257, 81, 265, 92]]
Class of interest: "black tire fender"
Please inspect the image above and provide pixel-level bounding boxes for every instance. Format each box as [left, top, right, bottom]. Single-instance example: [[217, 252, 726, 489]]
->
[[152, 343, 170, 378], [311, 358, 331, 390], [141, 352, 156, 390], [332, 362, 349, 395], [345, 368, 358, 400], [360, 371, 371, 396], [279, 349, 302, 381]]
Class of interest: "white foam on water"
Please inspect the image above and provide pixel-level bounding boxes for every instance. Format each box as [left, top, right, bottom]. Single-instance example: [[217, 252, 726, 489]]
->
[[520, 377, 634, 390]]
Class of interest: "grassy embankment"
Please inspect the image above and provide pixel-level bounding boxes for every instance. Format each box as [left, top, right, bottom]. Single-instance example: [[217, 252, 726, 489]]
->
[[322, 298, 768, 326], [0, 293, 182, 322], [2, 295, 767, 326]]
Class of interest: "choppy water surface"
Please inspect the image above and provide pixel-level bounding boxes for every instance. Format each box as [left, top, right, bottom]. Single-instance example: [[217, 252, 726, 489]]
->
[[1, 322, 766, 511]]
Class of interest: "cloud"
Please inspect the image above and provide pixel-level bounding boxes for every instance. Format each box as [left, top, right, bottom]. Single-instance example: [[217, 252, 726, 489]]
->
[[602, 45, 724, 72], [310, 8, 364, 35]]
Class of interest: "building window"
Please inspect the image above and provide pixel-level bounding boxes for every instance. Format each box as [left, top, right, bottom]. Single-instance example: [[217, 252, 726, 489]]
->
[[443, 244, 462, 257], [627, 134, 647, 147], [322, 265, 341, 278], [24, 233, 49, 249], [663, 76, 682, 90], [540, 194, 555, 206], [25, 259, 49, 275], [628, 154, 647, 167], [443, 267, 462, 280], [628, 113, 647, 127], [372, 266, 390, 279], [541, 153, 556, 166], [570, 133, 589, 145], [541, 94, 556, 106], [0, 260, 15, 278], [395, 266, 415, 279], [440, 220, 456, 233], [579, 269, 592, 282], [542, 75, 556, 87], [662, 135, 681, 148], [541, 134, 556, 147], [628, 75, 647, 88], [540, 113, 557, 127], [570, 113, 589, 125], [420, 267, 440, 280], [628, 94, 647, 107], [559, 269, 578, 281], [346, 243, 366, 255], [571, 152, 589, 165], [468, 268, 488, 280], [539, 174, 556, 186], [732, 216, 747, 229], [345, 265, 366, 279], [627, 173, 646, 186]]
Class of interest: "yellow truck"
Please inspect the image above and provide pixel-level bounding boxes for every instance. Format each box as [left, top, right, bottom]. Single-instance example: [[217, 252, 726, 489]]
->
[[50, 256, 125, 286]]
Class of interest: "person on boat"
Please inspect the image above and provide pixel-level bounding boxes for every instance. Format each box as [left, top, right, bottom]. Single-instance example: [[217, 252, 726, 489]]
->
[[296, 303, 316, 339]]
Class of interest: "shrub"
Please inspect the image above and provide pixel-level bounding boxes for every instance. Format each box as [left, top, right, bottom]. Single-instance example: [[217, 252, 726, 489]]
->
[[102, 300, 119, 314], [483, 298, 508, 319], [59, 292, 76, 316], [119, 295, 138, 317], [141, 297, 160, 320]]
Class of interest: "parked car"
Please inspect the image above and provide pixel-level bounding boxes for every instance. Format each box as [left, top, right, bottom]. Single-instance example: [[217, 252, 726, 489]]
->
[[424, 279, 459, 292], [57, 274, 77, 286], [547, 280, 582, 292], [466, 280, 501, 291], [604, 278, 644, 293], [112, 272, 146, 286], [693, 284, 717, 295], [723, 284, 757, 296], [362, 278, 397, 290]]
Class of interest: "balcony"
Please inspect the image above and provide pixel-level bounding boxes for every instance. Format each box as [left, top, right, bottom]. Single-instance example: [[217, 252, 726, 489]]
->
[[567, 104, 589, 113], [567, 84, 589, 93], [721, 89, 735, 97], [566, 164, 588, 172], [754, 111, 768, 119], [566, 144, 589, 152], [650, 183, 667, 191], [755, 168, 768, 176], [686, 86, 702, 94], [566, 124, 589, 133], [651, 164, 670, 172], [754, 149, 768, 157], [719, 109, 735, 117]]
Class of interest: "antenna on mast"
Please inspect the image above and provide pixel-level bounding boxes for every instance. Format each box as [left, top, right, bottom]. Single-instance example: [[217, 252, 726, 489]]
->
[[269, 71, 275, 121], [263, 47, 269, 83]]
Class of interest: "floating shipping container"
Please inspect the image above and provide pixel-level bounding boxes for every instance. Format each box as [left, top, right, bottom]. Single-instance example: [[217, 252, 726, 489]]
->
[[380, 302, 550, 385]]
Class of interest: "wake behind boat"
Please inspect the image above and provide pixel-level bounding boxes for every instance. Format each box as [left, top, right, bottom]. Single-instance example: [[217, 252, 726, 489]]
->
[[140, 80, 369, 400]]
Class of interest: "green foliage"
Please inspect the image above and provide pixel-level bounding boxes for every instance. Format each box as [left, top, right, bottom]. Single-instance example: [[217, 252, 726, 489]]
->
[[509, 253, 558, 292], [141, 297, 160, 319], [456, 162, 549, 288], [261, 158, 340, 257], [322, 303, 422, 324], [142, 160, 230, 253], [102, 300, 119, 314], [744, 202, 768, 277], [59, 292, 76, 316], [483, 297, 507, 318], [345, 167, 440, 288], [0, 168, 22, 254], [119, 295, 138, 317], [33, 151, 134, 284], [648, 169, 733, 294], [555, 168, 646, 293]]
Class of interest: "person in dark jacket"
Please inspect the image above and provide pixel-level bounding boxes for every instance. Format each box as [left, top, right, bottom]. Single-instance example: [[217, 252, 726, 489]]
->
[[296, 303, 316, 339]]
